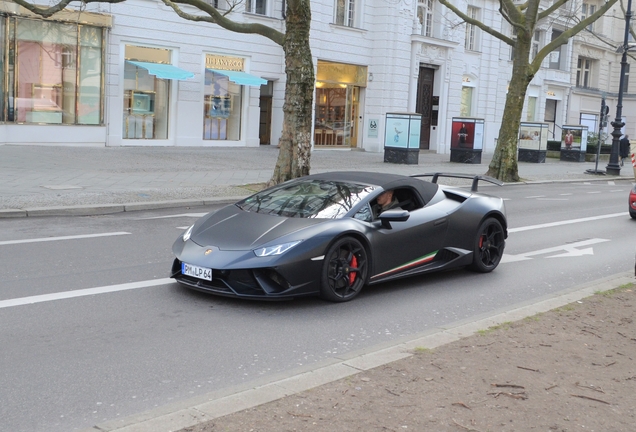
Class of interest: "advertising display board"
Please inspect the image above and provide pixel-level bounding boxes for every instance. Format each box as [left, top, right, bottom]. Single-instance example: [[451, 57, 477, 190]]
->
[[518, 122, 549, 163], [384, 113, 421, 164], [450, 117, 484, 163], [560, 125, 588, 162]]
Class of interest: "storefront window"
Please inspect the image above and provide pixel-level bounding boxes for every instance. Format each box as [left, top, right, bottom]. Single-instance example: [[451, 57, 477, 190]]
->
[[78, 27, 103, 125], [315, 84, 359, 146], [123, 46, 172, 139], [0, 16, 5, 122], [314, 60, 366, 148], [203, 70, 242, 140], [8, 17, 104, 125]]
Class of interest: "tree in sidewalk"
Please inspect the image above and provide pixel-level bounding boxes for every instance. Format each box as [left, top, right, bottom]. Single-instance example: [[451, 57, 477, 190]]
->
[[11, 0, 314, 186], [439, 0, 618, 182]]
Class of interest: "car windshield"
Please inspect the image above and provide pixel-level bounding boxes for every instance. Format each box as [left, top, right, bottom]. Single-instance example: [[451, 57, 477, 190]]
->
[[237, 179, 376, 218]]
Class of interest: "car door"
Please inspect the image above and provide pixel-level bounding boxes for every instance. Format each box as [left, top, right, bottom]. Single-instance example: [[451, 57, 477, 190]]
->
[[368, 201, 449, 281]]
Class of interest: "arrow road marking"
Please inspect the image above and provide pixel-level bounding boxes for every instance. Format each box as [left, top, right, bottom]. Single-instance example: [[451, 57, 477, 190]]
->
[[501, 238, 609, 263]]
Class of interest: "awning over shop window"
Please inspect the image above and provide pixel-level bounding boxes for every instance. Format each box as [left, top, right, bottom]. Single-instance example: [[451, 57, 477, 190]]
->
[[126, 61, 194, 80], [206, 69, 267, 87]]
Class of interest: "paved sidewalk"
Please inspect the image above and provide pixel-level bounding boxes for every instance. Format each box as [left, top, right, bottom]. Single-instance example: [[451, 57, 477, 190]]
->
[[1, 144, 634, 217]]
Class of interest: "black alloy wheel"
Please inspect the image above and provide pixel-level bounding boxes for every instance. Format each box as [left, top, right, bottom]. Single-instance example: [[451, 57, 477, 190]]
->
[[469, 217, 505, 273], [320, 237, 368, 302]]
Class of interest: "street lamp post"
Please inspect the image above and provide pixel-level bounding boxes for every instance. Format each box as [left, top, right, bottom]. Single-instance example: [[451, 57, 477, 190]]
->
[[607, 0, 633, 175]]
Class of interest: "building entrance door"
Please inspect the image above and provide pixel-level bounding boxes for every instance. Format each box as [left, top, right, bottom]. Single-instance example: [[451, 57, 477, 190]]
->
[[259, 81, 273, 144], [416, 66, 435, 149], [544, 98, 558, 139]]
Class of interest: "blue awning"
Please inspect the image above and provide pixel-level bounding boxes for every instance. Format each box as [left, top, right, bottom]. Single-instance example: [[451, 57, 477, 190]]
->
[[127, 61, 194, 80], [206, 69, 267, 87]]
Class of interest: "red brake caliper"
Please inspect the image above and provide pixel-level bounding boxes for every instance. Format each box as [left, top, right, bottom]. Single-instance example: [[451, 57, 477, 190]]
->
[[349, 255, 358, 285]]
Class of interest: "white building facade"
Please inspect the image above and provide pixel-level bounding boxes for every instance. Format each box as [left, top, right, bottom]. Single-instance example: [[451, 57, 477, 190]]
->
[[0, 0, 630, 152]]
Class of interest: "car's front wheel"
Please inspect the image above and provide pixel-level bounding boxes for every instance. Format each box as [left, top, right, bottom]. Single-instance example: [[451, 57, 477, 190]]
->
[[320, 237, 368, 302], [469, 217, 505, 273]]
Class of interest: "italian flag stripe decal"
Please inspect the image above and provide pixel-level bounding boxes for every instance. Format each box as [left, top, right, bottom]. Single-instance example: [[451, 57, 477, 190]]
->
[[371, 251, 438, 279]]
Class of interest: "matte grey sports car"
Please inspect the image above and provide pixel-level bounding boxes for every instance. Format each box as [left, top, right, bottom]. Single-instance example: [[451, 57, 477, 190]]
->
[[171, 171, 507, 302]]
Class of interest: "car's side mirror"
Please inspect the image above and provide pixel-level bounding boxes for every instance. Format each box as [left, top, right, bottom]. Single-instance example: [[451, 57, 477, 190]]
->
[[378, 210, 410, 229]]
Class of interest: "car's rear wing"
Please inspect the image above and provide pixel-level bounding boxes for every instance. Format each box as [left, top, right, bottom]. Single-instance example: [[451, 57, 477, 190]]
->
[[412, 173, 504, 193]]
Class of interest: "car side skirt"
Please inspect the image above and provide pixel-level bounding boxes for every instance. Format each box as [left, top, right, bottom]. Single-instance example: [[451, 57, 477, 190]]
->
[[368, 247, 472, 285]]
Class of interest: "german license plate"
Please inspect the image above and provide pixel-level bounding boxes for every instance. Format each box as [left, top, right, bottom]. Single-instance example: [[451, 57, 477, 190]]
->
[[182, 262, 212, 281]]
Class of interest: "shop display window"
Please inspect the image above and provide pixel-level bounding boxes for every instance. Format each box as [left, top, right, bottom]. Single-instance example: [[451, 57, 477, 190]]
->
[[123, 56, 169, 139], [7, 17, 104, 125], [203, 71, 242, 140], [314, 84, 359, 147]]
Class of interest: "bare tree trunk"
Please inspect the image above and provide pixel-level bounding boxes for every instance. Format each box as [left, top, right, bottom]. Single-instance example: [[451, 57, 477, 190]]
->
[[269, 0, 314, 186], [486, 43, 533, 182]]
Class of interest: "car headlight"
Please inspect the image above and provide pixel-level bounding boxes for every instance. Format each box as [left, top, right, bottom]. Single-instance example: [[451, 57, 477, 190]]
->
[[254, 240, 302, 257], [182, 225, 194, 242]]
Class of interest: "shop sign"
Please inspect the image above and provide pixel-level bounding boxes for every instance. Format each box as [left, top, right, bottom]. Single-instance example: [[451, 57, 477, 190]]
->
[[206, 55, 245, 72]]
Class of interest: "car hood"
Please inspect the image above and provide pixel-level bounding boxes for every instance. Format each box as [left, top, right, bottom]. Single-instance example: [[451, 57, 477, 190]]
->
[[190, 205, 326, 250]]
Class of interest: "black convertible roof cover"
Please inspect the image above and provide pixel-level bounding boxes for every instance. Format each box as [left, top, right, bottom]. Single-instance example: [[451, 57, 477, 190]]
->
[[304, 171, 439, 204]]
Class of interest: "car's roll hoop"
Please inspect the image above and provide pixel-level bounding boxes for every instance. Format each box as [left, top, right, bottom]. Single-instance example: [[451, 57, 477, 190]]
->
[[412, 173, 504, 193]]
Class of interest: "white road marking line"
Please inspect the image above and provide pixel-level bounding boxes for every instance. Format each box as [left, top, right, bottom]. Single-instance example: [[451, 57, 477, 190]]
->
[[139, 213, 207, 219], [587, 191, 601, 194], [609, 181, 615, 185], [610, 190, 624, 192], [537, 198, 569, 201], [509, 212, 626, 233], [559, 193, 573, 196], [525, 195, 546, 199], [0, 278, 172, 309], [177, 226, 190, 230], [0, 232, 131, 246]]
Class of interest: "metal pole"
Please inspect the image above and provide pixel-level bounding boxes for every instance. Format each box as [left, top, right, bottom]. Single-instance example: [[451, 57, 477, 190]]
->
[[607, 0, 632, 175]]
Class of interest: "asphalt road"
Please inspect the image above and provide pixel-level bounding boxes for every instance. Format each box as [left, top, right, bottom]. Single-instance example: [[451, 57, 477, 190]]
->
[[0, 180, 632, 432]]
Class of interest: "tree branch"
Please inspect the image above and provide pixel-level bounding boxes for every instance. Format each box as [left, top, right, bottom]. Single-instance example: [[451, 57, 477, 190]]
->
[[10, 0, 285, 45], [533, 0, 619, 68], [439, 0, 515, 46], [11, 0, 124, 18], [538, 0, 570, 21]]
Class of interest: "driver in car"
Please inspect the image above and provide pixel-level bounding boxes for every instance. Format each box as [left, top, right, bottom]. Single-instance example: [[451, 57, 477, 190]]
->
[[373, 190, 402, 218]]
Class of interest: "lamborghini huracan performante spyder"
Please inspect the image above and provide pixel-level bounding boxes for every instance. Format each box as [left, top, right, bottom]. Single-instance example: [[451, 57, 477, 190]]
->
[[170, 172, 507, 302]]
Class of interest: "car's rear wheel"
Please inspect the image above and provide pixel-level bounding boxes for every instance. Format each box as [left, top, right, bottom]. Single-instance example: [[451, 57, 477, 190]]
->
[[469, 217, 505, 273], [630, 210, 636, 220], [320, 237, 368, 302]]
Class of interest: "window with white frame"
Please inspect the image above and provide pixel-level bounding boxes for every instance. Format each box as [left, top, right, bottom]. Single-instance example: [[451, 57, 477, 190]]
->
[[548, 29, 566, 70], [531, 31, 541, 60], [526, 96, 537, 121], [580, 113, 598, 134], [465, 6, 479, 51], [208, 0, 227, 9], [576, 57, 592, 87], [335, 0, 356, 27], [417, 0, 434, 37], [460, 79, 474, 116], [246, 0, 267, 15], [581, 3, 597, 31]]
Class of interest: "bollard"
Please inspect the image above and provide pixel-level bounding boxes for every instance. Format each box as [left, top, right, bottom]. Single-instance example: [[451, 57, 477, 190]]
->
[[631, 141, 636, 178]]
